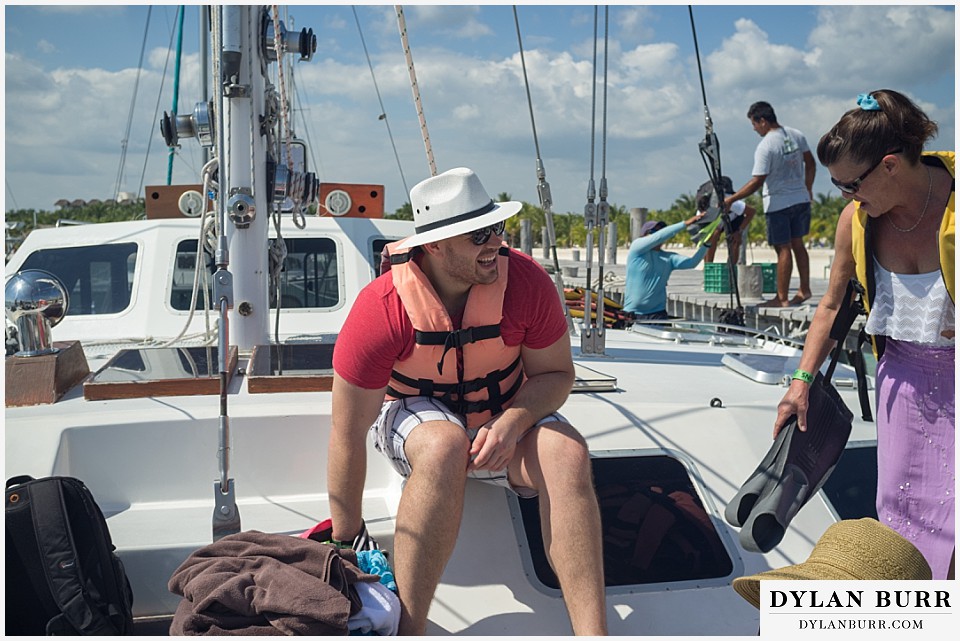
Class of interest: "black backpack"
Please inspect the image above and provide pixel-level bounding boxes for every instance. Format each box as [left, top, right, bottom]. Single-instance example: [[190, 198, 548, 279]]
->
[[5, 475, 134, 635]]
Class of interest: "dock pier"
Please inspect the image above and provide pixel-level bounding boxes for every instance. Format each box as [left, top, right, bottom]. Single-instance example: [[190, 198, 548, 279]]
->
[[536, 245, 861, 343]]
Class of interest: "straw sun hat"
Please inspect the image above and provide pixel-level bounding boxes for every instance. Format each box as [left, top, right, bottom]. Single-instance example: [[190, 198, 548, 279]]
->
[[732, 518, 932, 610], [395, 167, 522, 250]]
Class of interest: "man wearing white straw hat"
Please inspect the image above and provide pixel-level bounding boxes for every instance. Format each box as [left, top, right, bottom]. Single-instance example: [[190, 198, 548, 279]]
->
[[328, 167, 607, 635]]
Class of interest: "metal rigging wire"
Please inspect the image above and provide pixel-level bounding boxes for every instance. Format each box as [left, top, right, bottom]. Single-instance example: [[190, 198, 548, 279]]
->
[[115, 6, 152, 201], [354, 7, 410, 199], [292, 81, 324, 182], [581, 6, 610, 353], [688, 5, 744, 324], [511, 6, 571, 326], [137, 10, 180, 199]]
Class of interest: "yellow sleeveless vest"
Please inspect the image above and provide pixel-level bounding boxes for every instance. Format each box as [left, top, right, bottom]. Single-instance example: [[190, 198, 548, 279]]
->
[[850, 151, 955, 356]]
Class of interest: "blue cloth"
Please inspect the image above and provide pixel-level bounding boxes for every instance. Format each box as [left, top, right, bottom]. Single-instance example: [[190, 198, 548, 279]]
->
[[623, 222, 707, 315], [356, 550, 397, 593]]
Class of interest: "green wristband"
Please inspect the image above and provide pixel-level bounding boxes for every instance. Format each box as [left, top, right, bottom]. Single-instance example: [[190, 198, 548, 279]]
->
[[792, 368, 814, 384]]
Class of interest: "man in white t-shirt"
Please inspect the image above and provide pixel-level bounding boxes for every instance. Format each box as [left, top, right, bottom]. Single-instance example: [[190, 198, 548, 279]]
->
[[725, 101, 816, 307]]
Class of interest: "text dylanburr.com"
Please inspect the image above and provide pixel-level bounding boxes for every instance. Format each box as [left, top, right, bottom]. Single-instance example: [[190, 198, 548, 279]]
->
[[760, 581, 954, 637]]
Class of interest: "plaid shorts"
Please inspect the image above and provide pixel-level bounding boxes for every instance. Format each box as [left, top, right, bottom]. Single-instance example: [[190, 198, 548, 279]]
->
[[370, 396, 566, 498]]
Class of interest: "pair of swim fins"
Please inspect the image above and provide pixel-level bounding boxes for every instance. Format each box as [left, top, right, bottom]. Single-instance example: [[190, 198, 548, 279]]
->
[[725, 375, 854, 553]]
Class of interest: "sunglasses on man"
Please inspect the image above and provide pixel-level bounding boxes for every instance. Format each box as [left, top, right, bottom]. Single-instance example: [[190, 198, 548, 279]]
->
[[831, 149, 902, 195], [465, 221, 506, 245]]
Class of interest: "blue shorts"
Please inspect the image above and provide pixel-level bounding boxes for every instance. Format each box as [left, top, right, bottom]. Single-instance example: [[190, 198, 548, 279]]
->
[[370, 396, 567, 498], [765, 202, 810, 246]]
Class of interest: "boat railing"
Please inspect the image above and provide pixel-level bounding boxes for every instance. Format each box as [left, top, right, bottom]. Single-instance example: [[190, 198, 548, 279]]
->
[[625, 317, 808, 349]]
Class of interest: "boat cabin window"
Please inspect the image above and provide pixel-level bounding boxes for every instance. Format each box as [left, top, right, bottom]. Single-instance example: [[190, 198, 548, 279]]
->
[[515, 453, 734, 589], [372, 238, 391, 276], [19, 243, 138, 315], [171, 238, 340, 310]]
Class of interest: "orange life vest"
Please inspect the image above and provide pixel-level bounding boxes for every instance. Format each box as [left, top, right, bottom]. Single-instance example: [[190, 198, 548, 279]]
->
[[384, 242, 524, 428]]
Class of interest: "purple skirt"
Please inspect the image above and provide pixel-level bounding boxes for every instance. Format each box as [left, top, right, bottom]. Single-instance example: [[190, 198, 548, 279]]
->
[[875, 339, 955, 579]]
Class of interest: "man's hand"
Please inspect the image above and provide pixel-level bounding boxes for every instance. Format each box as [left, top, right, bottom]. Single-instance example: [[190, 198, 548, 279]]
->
[[468, 415, 522, 472]]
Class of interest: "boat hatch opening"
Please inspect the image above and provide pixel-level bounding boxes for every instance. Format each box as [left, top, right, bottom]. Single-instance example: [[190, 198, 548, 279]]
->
[[512, 451, 736, 593], [247, 342, 335, 393], [82, 346, 239, 401], [821, 441, 879, 521], [572, 362, 617, 393], [19, 242, 138, 316], [630, 323, 757, 347], [722, 352, 862, 387], [171, 238, 341, 311]]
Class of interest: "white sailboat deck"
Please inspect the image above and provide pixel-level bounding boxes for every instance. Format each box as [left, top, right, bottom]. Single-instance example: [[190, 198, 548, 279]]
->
[[5, 219, 876, 633]]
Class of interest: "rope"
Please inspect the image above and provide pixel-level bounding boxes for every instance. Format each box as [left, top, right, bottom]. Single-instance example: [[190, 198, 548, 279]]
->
[[272, 8, 306, 230], [355, 7, 410, 197], [271, 6, 294, 175], [395, 5, 437, 176], [161, 158, 220, 348]]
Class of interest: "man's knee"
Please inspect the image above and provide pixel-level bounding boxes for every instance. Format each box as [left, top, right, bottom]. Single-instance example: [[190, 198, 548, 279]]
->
[[406, 421, 471, 470], [531, 422, 592, 478]]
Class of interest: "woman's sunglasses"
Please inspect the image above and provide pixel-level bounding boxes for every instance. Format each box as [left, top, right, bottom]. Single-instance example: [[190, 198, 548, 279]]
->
[[466, 221, 506, 245], [831, 149, 902, 195]]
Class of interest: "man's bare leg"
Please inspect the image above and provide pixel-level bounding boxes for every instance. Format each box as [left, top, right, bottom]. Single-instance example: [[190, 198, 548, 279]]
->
[[512, 422, 607, 635], [759, 243, 793, 307], [789, 236, 812, 303], [394, 422, 470, 635]]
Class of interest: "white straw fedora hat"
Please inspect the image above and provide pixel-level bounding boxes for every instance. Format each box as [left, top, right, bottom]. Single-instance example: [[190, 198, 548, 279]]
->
[[395, 167, 522, 250]]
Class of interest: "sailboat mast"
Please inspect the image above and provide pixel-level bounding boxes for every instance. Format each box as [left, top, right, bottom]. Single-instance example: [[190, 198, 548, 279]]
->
[[216, 5, 271, 349]]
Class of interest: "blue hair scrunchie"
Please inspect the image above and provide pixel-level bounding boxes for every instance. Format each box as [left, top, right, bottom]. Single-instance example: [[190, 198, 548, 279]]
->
[[857, 93, 881, 111]]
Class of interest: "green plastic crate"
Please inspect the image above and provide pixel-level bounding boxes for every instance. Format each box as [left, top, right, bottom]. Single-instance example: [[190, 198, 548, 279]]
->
[[759, 263, 777, 293], [703, 263, 777, 294], [703, 263, 732, 293]]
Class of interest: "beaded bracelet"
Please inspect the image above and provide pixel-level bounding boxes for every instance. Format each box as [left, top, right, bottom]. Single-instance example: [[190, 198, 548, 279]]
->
[[791, 368, 814, 384]]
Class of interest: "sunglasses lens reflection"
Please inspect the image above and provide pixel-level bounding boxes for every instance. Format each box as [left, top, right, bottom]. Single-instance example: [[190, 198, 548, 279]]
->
[[469, 221, 505, 245]]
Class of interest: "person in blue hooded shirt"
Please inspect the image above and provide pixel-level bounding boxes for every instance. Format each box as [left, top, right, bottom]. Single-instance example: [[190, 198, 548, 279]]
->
[[623, 212, 708, 320]]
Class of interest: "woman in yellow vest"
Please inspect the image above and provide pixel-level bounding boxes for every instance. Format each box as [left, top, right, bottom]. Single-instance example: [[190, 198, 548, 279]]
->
[[773, 90, 955, 579]]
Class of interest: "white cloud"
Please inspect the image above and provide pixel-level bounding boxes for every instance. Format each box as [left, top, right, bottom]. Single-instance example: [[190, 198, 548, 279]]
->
[[3, 5, 954, 215], [708, 19, 812, 97], [806, 5, 955, 89], [36, 39, 57, 54], [617, 7, 657, 43]]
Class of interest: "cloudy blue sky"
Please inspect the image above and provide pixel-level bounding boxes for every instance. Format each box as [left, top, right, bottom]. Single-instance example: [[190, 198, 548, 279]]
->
[[4, 3, 956, 215]]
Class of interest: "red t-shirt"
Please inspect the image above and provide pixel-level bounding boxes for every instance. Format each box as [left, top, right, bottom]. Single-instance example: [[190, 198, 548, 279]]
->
[[333, 249, 568, 390]]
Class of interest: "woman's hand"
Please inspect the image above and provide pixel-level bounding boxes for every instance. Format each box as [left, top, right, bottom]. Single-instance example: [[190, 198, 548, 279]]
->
[[774, 379, 812, 438]]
